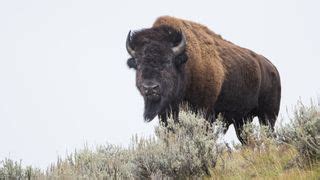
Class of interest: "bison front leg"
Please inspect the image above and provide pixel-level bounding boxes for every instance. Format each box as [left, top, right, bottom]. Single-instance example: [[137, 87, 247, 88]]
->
[[158, 107, 179, 126], [233, 116, 254, 145], [205, 109, 216, 124], [158, 113, 168, 126]]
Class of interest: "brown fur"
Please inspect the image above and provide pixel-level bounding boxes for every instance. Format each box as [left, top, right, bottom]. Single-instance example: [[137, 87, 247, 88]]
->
[[153, 16, 226, 113], [153, 16, 280, 109]]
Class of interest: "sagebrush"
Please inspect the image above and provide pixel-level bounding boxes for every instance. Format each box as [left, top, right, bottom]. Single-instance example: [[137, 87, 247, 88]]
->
[[1, 102, 319, 179]]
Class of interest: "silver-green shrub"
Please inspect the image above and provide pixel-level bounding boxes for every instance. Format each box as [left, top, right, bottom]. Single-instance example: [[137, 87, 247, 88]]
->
[[46, 144, 133, 179], [239, 119, 277, 153], [131, 110, 225, 179], [278, 102, 320, 165], [3, 102, 319, 179], [0, 158, 42, 179], [0, 110, 225, 179]]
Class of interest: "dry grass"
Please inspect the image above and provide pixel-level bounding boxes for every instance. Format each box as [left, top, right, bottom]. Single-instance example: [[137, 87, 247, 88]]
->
[[208, 127, 320, 179]]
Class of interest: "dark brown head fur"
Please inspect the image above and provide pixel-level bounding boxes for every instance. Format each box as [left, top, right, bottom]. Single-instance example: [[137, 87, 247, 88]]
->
[[127, 26, 188, 121]]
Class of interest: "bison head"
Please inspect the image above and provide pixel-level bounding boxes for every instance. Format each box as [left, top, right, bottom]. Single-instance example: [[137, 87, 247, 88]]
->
[[126, 26, 188, 122]]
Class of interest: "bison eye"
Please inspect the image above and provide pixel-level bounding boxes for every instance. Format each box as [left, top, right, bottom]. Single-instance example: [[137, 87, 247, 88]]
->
[[127, 58, 137, 69]]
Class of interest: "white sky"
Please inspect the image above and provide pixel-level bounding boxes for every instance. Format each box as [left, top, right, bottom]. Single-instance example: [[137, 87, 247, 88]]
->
[[0, 0, 319, 168]]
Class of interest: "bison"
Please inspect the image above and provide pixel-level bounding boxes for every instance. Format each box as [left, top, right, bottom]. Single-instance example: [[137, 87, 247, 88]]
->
[[126, 16, 281, 144]]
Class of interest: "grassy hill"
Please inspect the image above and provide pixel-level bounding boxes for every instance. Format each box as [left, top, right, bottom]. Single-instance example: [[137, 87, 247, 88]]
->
[[1, 102, 319, 179]]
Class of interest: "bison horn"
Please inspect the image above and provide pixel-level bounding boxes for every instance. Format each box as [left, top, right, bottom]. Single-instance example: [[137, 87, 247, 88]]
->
[[126, 31, 136, 58], [172, 32, 186, 56]]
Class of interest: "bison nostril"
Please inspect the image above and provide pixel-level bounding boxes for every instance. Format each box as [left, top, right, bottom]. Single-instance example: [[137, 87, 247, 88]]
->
[[145, 85, 159, 90], [151, 84, 159, 89], [142, 83, 160, 94]]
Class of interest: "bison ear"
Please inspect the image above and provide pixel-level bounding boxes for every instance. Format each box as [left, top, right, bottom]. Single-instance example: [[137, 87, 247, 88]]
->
[[127, 58, 137, 69], [174, 54, 188, 67]]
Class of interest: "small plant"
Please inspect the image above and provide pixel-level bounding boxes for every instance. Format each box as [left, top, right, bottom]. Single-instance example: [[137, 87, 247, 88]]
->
[[240, 121, 275, 152], [0, 158, 43, 179], [46, 144, 133, 179], [0, 158, 24, 179], [278, 101, 320, 167]]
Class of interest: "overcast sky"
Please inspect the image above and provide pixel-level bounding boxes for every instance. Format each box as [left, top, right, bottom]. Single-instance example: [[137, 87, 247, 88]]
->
[[0, 0, 319, 168]]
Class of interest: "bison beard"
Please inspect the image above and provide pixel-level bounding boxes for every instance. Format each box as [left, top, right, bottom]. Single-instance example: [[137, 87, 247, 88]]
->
[[144, 98, 162, 122], [126, 16, 281, 144]]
